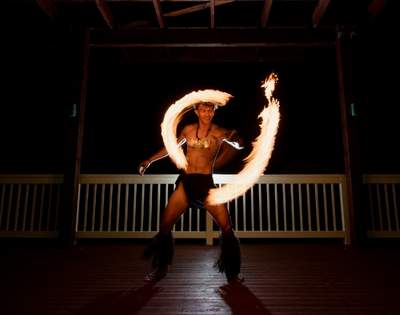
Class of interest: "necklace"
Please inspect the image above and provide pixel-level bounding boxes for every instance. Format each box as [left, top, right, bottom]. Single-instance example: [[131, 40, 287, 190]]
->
[[188, 124, 212, 149]]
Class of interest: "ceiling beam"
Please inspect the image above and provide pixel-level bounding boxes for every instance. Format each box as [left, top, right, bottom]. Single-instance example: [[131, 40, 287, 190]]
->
[[152, 0, 165, 28], [95, 0, 115, 29], [260, 0, 273, 28], [36, 0, 57, 18], [312, 0, 330, 28], [210, 0, 215, 28], [164, 0, 233, 18]]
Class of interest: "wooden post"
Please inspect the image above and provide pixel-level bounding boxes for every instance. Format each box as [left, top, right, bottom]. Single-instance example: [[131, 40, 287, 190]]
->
[[335, 26, 364, 246], [61, 28, 90, 247]]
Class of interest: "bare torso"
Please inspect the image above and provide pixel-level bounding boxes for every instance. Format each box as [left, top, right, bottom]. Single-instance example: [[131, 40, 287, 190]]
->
[[181, 123, 228, 174]]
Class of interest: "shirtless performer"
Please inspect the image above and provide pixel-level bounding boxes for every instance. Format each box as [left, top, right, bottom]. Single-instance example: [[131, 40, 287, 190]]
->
[[139, 101, 242, 283]]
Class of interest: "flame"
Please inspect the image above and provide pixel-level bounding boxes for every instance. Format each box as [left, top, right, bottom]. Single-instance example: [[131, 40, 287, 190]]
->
[[206, 73, 280, 205], [161, 90, 233, 170]]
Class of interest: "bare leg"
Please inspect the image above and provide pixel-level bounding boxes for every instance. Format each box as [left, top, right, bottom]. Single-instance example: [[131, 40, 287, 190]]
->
[[205, 203, 241, 282], [204, 203, 233, 233], [144, 183, 189, 282], [159, 183, 189, 234]]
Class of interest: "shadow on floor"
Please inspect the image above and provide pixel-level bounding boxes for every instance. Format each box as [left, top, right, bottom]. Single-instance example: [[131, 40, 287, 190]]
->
[[74, 282, 160, 315], [218, 281, 271, 315]]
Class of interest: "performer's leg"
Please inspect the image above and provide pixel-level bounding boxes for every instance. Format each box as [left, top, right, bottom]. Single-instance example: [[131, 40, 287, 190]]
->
[[159, 183, 189, 234], [205, 204, 241, 283], [143, 183, 189, 281]]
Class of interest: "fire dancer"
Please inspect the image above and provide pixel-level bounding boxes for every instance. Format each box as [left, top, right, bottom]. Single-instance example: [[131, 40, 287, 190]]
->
[[139, 101, 243, 283]]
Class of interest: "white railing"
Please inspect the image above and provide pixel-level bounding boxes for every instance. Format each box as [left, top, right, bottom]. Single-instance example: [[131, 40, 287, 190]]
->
[[0, 175, 62, 238], [2, 173, 398, 243], [364, 175, 400, 238], [76, 174, 350, 244]]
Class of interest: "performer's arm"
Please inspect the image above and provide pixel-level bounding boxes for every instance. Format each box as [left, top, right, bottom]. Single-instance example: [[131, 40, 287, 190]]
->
[[138, 136, 186, 175], [214, 129, 243, 171]]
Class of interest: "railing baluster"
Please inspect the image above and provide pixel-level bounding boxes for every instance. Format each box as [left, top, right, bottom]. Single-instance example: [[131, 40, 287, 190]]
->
[[315, 184, 320, 232], [83, 184, 89, 232], [38, 184, 45, 231], [267, 184, 271, 231], [258, 184, 262, 231], [290, 184, 294, 231], [22, 185, 30, 231], [384, 184, 391, 231], [283, 184, 287, 231], [108, 184, 113, 231], [116, 184, 121, 232], [299, 184, 303, 231], [148, 184, 153, 231], [274, 184, 279, 231], [234, 197, 238, 230], [331, 184, 337, 231], [376, 184, 383, 230], [46, 184, 53, 231], [140, 184, 145, 232], [393, 184, 399, 231], [157, 184, 161, 231], [92, 184, 97, 231], [6, 184, 14, 231], [124, 184, 129, 232], [14, 184, 22, 231], [100, 184, 105, 231], [323, 184, 328, 231], [250, 186, 254, 231], [30, 184, 37, 232], [197, 208, 200, 232], [242, 193, 247, 231], [306, 184, 311, 231], [133, 184, 137, 231], [189, 207, 192, 232]]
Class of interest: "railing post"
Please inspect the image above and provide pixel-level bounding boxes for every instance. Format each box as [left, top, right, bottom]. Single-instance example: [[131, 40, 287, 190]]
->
[[340, 178, 352, 246], [61, 28, 90, 247]]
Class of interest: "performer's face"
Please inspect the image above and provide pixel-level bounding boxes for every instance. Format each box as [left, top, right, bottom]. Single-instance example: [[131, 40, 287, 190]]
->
[[195, 103, 215, 123]]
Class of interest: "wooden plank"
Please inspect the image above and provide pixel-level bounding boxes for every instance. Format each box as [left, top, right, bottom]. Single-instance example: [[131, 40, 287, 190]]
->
[[260, 0, 273, 28], [95, 0, 115, 29], [210, 0, 215, 28], [312, 0, 330, 28], [164, 0, 234, 17], [152, 0, 165, 28]]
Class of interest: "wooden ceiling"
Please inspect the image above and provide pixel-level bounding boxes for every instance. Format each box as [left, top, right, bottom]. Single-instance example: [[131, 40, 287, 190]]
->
[[33, 0, 385, 31]]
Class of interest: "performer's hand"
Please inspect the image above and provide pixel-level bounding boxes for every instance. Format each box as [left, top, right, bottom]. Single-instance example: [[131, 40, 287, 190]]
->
[[138, 160, 151, 176]]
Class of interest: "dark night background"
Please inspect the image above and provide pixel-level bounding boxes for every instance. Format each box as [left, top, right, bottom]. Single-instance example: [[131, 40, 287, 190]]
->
[[1, 0, 398, 176]]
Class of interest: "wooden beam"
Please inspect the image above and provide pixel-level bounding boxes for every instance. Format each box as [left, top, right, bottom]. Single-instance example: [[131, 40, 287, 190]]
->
[[36, 0, 57, 18], [260, 0, 273, 28], [210, 0, 215, 28], [62, 29, 91, 248], [312, 0, 330, 28], [164, 0, 234, 18], [95, 0, 115, 29], [335, 28, 364, 246], [152, 0, 165, 28]]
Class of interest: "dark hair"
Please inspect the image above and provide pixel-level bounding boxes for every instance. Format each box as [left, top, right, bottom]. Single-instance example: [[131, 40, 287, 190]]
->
[[194, 102, 217, 110]]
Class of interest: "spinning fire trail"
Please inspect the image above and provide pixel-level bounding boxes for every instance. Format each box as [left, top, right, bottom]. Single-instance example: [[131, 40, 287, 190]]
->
[[161, 73, 281, 205]]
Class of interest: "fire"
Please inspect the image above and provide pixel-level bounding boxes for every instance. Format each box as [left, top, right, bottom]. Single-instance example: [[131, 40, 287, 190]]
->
[[206, 73, 280, 205], [160, 90, 233, 170]]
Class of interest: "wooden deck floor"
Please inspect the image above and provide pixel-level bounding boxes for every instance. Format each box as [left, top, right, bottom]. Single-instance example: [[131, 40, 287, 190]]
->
[[1, 240, 399, 315]]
